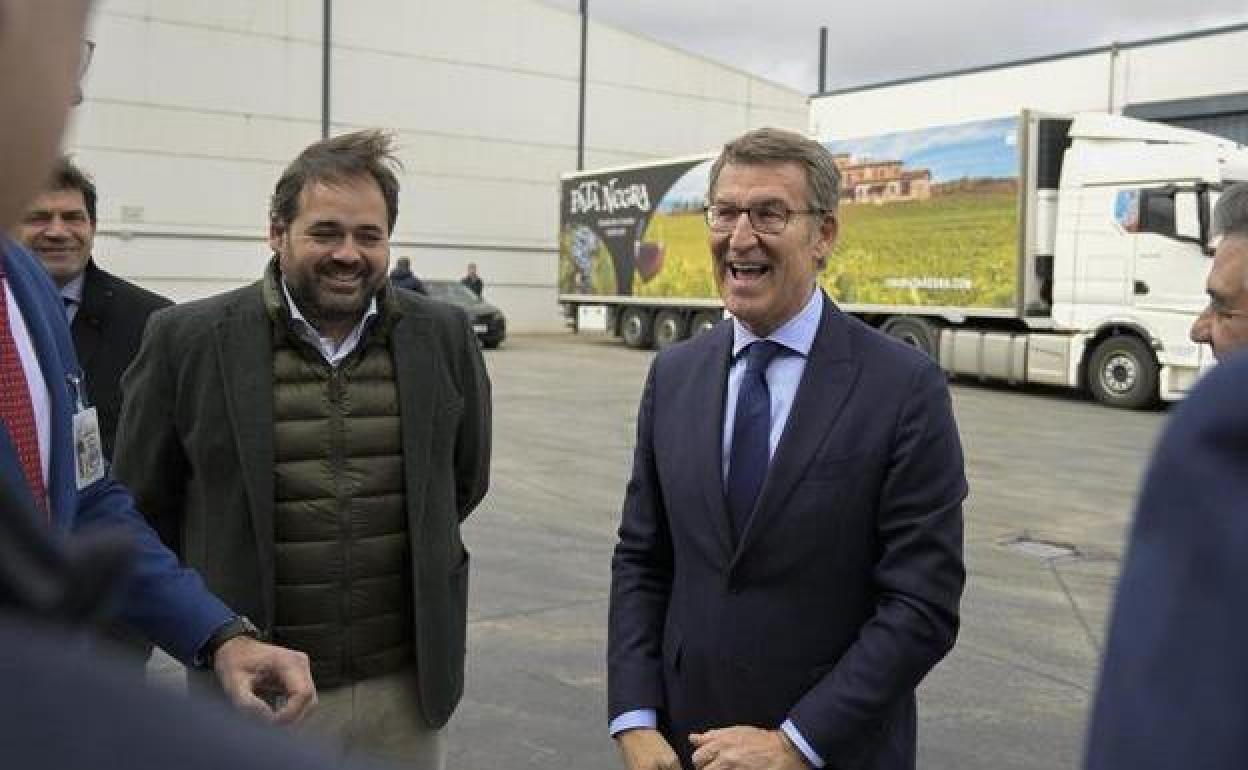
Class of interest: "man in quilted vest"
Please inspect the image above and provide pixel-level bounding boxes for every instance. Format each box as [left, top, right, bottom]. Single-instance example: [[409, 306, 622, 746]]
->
[[114, 129, 492, 769]]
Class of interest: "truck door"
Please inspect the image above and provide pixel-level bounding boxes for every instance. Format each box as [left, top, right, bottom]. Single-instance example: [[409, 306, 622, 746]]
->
[[1124, 186, 1211, 315], [1070, 186, 1132, 309]]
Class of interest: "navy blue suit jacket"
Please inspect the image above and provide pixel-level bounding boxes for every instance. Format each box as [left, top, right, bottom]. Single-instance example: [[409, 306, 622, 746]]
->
[[0, 238, 230, 663], [1085, 352, 1248, 770], [608, 298, 966, 770]]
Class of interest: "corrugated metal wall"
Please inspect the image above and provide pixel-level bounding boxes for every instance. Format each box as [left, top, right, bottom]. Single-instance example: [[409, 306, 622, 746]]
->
[[75, 0, 809, 332]]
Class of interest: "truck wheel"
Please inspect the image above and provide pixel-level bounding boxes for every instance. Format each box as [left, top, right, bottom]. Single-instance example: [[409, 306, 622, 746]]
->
[[690, 310, 722, 337], [653, 310, 688, 350], [1086, 334, 1159, 410], [883, 316, 938, 359], [619, 307, 654, 349]]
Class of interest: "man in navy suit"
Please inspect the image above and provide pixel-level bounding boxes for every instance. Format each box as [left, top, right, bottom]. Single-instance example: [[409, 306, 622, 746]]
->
[[0, 0, 314, 725], [1084, 183, 1248, 769], [607, 128, 966, 770]]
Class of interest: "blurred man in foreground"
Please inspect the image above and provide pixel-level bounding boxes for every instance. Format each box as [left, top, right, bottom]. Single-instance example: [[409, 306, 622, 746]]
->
[[0, 0, 315, 727]]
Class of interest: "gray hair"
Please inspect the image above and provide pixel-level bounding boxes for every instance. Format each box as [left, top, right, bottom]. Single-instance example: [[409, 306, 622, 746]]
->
[[708, 127, 840, 213], [1214, 181, 1248, 240]]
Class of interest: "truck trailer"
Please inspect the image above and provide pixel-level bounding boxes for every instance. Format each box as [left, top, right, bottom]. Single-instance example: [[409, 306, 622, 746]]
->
[[557, 110, 1248, 409]]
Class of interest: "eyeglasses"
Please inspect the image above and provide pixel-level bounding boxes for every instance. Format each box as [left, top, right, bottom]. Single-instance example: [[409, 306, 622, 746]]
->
[[704, 203, 823, 235], [1200, 301, 1248, 322], [1212, 307, 1248, 322], [79, 40, 96, 81]]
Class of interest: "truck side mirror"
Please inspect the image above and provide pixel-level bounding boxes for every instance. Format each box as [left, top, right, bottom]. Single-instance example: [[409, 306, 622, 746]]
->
[[1202, 189, 1218, 256]]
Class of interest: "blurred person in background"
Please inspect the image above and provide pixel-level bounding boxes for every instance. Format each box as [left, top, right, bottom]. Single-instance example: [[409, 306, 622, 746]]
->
[[389, 254, 426, 294], [15, 155, 173, 461], [460, 261, 483, 298]]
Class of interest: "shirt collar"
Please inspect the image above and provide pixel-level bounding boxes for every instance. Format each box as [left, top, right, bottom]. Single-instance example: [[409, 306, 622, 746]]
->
[[60, 270, 86, 306], [280, 277, 379, 362], [731, 287, 823, 359]]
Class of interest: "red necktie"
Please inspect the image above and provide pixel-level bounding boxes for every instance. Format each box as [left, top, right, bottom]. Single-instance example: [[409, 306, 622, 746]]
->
[[0, 254, 49, 516]]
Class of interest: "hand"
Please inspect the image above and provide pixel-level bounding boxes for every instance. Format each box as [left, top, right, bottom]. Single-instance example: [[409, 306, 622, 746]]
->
[[689, 726, 807, 770], [213, 636, 317, 725], [616, 727, 681, 770]]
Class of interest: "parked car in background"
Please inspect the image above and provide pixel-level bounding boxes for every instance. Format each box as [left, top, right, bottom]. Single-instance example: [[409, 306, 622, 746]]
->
[[424, 280, 507, 349]]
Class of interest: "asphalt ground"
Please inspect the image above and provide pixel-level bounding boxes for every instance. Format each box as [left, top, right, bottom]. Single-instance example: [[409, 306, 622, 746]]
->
[[148, 331, 1169, 769]]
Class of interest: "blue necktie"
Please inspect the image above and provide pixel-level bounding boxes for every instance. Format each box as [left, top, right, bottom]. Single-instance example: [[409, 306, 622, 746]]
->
[[726, 340, 784, 543]]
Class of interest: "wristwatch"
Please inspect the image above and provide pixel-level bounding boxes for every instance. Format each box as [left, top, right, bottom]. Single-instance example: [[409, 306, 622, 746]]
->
[[197, 615, 260, 667]]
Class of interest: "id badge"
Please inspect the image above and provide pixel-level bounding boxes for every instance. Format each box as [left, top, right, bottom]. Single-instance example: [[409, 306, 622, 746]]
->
[[67, 374, 105, 489], [73, 406, 105, 489]]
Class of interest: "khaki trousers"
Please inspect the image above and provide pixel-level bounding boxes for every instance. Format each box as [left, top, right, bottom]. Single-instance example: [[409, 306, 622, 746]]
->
[[298, 667, 445, 769]]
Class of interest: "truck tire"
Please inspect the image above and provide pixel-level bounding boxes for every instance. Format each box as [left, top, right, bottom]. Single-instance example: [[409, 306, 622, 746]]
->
[[883, 316, 938, 359], [1086, 334, 1159, 410], [619, 307, 654, 349], [653, 310, 688, 350], [691, 310, 722, 337]]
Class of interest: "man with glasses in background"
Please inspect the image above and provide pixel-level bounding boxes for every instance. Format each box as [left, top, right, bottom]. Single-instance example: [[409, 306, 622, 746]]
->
[[1189, 181, 1248, 360], [607, 127, 966, 770]]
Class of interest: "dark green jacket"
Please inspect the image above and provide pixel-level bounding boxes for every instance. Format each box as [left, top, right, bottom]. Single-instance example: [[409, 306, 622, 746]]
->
[[114, 274, 491, 727]]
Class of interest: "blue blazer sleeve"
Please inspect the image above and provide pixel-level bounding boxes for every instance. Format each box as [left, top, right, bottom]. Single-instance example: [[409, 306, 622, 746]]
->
[[1, 239, 232, 663], [74, 477, 233, 663]]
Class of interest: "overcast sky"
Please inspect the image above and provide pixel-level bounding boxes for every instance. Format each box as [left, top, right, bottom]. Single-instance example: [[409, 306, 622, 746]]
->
[[538, 1, 1247, 94]]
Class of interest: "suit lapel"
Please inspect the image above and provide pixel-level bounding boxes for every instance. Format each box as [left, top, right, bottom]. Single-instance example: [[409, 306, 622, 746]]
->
[[214, 292, 276, 579], [390, 302, 435, 535], [70, 263, 108, 375], [732, 298, 860, 564], [693, 321, 735, 561]]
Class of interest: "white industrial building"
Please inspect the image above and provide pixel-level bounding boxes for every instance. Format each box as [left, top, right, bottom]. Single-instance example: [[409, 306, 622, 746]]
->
[[811, 22, 1248, 142], [68, 0, 807, 332]]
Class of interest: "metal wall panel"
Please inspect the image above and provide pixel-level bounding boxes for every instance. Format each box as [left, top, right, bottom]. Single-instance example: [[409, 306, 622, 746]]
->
[[72, 0, 808, 331]]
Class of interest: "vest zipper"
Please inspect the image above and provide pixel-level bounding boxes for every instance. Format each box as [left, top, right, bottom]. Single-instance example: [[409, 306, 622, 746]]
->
[[328, 365, 353, 681]]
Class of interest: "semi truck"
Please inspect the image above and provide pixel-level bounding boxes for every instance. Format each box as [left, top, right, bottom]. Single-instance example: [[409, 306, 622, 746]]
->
[[557, 110, 1248, 409]]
